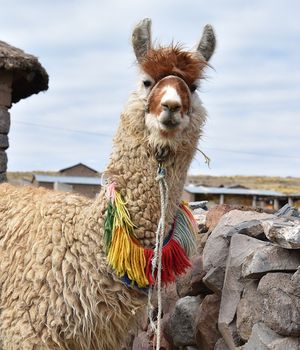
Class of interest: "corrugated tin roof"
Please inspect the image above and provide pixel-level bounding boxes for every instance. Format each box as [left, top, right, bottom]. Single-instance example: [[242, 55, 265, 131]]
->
[[184, 184, 284, 197], [33, 174, 101, 186]]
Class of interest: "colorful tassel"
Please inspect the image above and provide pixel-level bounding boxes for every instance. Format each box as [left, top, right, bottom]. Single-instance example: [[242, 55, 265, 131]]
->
[[103, 186, 198, 289], [180, 202, 199, 232], [103, 201, 115, 253], [145, 238, 191, 285], [173, 203, 198, 257], [107, 227, 148, 287], [113, 191, 136, 235]]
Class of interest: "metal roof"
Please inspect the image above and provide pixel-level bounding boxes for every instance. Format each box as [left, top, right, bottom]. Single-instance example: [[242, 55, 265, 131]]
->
[[33, 174, 101, 186], [59, 163, 98, 174], [184, 184, 284, 197]]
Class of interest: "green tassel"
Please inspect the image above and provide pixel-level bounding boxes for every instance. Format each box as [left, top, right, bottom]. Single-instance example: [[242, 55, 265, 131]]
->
[[104, 201, 115, 253], [173, 209, 197, 257]]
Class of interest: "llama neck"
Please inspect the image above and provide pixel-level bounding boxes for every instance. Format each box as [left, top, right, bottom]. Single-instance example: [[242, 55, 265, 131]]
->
[[105, 135, 191, 247], [97, 92, 203, 247]]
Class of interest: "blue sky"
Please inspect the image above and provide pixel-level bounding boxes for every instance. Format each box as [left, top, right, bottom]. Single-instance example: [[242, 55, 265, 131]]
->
[[1, 0, 299, 176]]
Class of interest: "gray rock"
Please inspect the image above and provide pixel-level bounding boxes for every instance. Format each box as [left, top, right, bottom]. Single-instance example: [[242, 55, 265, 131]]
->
[[205, 204, 236, 233], [244, 322, 300, 350], [258, 273, 300, 336], [218, 234, 268, 349], [199, 230, 210, 246], [192, 207, 208, 230], [292, 267, 300, 288], [203, 210, 272, 293], [214, 338, 230, 350], [270, 337, 300, 350], [232, 219, 265, 239], [132, 331, 151, 350], [0, 172, 6, 183], [176, 256, 208, 297], [203, 266, 225, 295], [276, 203, 300, 218], [164, 296, 202, 347], [190, 201, 208, 210], [0, 150, 7, 172], [0, 108, 10, 134], [195, 294, 221, 350], [152, 284, 178, 315], [242, 244, 300, 279], [0, 134, 9, 149], [236, 280, 263, 341], [262, 217, 300, 249]]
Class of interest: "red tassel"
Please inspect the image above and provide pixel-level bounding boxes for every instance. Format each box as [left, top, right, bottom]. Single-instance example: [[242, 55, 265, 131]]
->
[[161, 238, 191, 284], [144, 249, 155, 285], [144, 238, 191, 286]]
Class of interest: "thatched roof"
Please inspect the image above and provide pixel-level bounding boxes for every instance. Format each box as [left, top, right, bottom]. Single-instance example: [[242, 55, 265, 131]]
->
[[0, 41, 49, 104]]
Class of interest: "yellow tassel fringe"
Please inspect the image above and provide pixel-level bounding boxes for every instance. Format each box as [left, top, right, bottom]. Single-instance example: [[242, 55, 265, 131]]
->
[[113, 191, 136, 236], [106, 189, 148, 288], [107, 227, 148, 287]]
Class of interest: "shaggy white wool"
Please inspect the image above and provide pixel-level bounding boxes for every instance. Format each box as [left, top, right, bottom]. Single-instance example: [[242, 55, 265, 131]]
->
[[0, 89, 207, 349]]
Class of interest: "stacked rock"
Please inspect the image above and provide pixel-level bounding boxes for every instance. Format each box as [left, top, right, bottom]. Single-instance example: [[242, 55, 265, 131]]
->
[[125, 203, 300, 350], [0, 71, 11, 181]]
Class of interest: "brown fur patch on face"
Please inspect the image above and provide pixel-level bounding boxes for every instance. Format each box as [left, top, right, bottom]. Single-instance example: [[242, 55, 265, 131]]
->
[[141, 45, 206, 88], [148, 77, 190, 116]]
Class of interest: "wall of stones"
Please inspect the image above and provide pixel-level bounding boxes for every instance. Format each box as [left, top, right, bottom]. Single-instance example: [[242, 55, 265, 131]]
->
[[125, 204, 300, 350], [0, 107, 10, 182], [0, 71, 12, 183]]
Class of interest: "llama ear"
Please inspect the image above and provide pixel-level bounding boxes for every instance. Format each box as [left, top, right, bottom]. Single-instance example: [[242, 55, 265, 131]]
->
[[132, 18, 152, 62], [197, 25, 216, 62]]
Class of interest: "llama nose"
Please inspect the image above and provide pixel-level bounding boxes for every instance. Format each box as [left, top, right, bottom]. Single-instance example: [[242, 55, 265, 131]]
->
[[161, 101, 181, 113], [160, 103, 181, 128]]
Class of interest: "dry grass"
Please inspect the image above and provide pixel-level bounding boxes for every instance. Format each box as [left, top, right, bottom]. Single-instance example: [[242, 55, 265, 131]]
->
[[6, 172, 300, 195], [7, 171, 59, 184], [187, 175, 300, 195]]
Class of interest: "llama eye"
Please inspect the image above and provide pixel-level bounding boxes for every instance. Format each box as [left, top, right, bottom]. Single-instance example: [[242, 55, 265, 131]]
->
[[190, 84, 198, 93], [143, 80, 152, 88]]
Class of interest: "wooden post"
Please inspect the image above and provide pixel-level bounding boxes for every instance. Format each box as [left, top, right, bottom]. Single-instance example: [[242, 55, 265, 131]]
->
[[274, 198, 280, 211], [252, 195, 257, 208], [219, 194, 224, 205], [288, 197, 294, 206], [0, 70, 13, 182]]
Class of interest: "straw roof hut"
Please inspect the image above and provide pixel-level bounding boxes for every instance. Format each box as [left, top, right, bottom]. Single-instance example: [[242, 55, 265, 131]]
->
[[0, 40, 49, 104], [0, 40, 49, 182]]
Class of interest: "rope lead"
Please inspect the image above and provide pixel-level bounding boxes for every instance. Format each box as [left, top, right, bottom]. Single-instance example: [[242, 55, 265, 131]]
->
[[148, 163, 169, 350]]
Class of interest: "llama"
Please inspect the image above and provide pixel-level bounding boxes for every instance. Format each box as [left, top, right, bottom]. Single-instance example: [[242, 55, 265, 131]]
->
[[0, 19, 215, 350]]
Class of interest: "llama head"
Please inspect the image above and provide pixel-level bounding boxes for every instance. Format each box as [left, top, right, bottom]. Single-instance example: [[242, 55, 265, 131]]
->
[[132, 19, 216, 154]]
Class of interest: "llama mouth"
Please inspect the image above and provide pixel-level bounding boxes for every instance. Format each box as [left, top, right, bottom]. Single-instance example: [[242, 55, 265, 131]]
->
[[160, 120, 180, 129], [158, 112, 181, 130], [158, 123, 181, 138]]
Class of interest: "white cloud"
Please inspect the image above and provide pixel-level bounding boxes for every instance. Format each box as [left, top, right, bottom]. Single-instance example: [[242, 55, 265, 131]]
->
[[1, 0, 300, 176]]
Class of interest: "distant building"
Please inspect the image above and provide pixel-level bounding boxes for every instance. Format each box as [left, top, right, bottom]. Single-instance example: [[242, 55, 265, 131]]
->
[[289, 194, 300, 210], [32, 163, 101, 198], [183, 184, 300, 210], [59, 163, 98, 177]]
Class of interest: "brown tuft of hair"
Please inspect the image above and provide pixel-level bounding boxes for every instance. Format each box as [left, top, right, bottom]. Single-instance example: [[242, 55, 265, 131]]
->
[[140, 45, 207, 87]]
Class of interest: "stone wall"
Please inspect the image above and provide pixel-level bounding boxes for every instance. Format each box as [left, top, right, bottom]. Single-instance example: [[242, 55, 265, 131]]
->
[[0, 70, 12, 183], [126, 204, 300, 349], [0, 108, 10, 182]]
